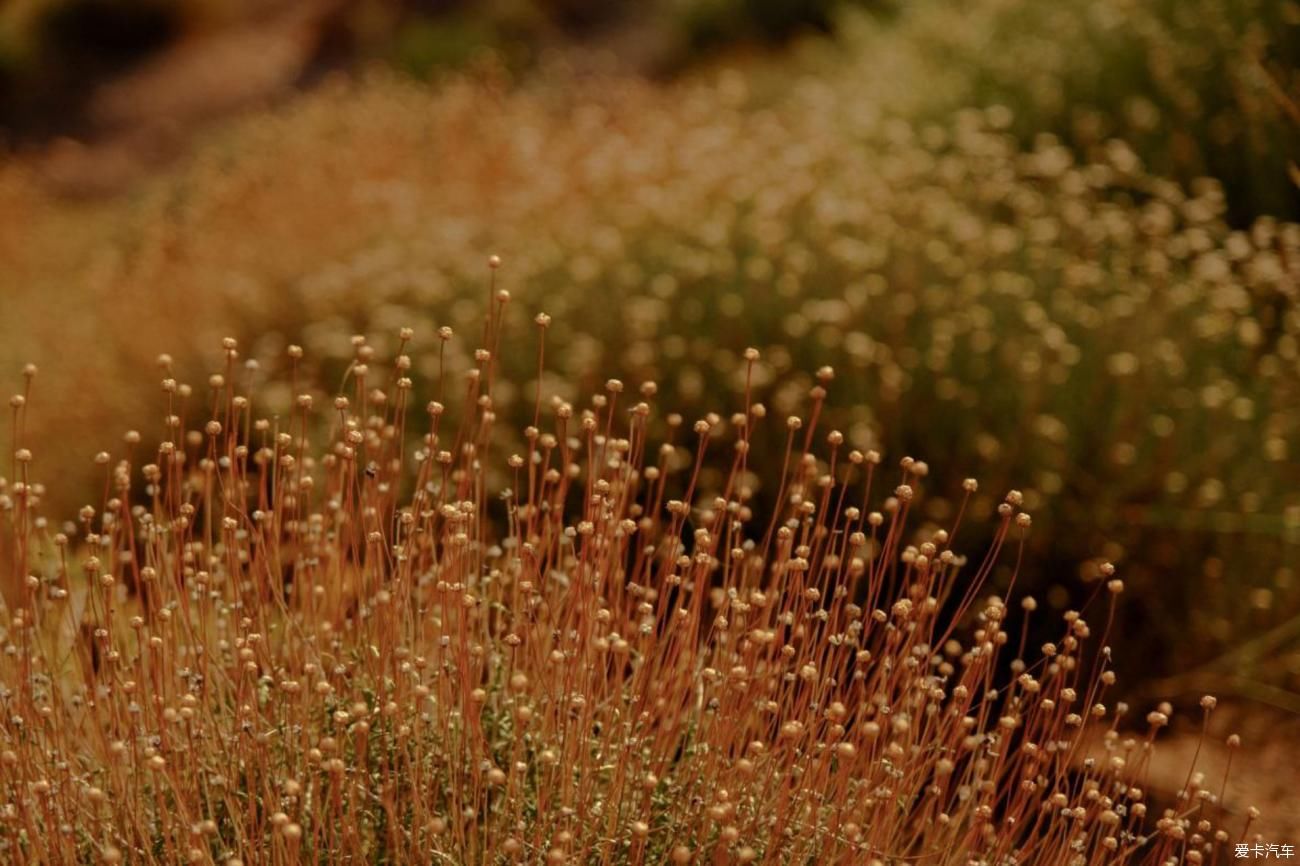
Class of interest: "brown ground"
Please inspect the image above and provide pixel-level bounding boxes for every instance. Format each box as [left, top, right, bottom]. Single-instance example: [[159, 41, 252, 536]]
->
[[1090, 703, 1300, 843]]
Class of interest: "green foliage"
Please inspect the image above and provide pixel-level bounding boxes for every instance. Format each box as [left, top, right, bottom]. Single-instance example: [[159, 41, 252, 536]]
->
[[846, 0, 1300, 224], [390, 14, 500, 79]]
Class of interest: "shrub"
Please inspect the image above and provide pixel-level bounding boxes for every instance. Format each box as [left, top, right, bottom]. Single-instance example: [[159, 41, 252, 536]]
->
[[839, 0, 1300, 225], [0, 313, 1260, 863], [9, 64, 1295, 694]]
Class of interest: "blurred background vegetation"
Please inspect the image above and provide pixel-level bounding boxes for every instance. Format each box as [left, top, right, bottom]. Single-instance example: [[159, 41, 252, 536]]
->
[[3, 0, 1296, 221], [1, 0, 1299, 786]]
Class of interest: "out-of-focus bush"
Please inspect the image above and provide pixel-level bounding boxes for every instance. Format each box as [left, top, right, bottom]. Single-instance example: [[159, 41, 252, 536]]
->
[[388, 12, 504, 77], [0, 0, 180, 136], [0, 0, 882, 137], [671, 0, 852, 52], [5, 62, 1298, 700], [344, 0, 882, 81], [840, 0, 1300, 225]]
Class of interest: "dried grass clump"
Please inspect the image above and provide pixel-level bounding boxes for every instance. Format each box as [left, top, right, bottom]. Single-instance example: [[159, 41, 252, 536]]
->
[[7, 63, 1297, 688], [0, 301, 1261, 864]]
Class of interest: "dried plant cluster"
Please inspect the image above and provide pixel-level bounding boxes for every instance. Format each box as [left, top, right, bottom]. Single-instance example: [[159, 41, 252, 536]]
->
[[0, 292, 1259, 864], [5, 65, 1298, 689]]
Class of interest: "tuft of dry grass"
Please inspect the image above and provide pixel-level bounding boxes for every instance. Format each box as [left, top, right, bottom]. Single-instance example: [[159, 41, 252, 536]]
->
[[5, 64, 1298, 694], [0, 293, 1266, 864]]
